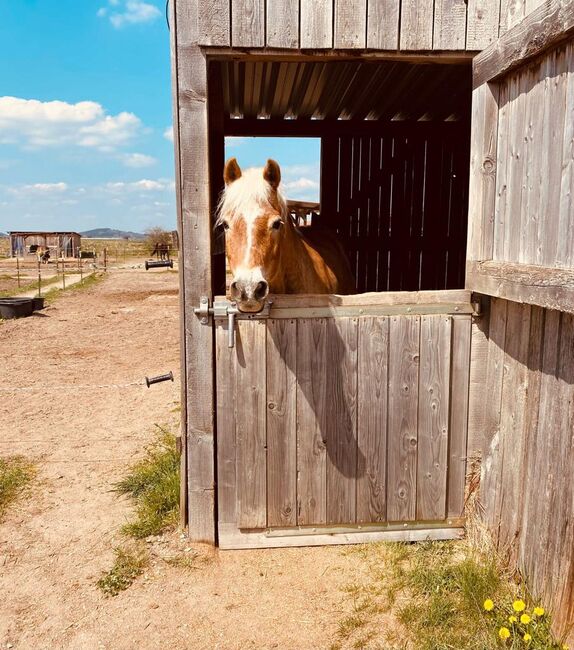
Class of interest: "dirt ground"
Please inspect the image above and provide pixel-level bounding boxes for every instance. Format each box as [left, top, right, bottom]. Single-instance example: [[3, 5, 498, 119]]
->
[[0, 269, 382, 650]]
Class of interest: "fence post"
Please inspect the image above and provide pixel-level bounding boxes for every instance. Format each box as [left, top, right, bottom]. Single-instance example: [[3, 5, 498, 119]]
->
[[103, 248, 107, 272], [78, 250, 83, 281], [16, 256, 20, 288], [37, 258, 42, 297], [62, 257, 66, 290]]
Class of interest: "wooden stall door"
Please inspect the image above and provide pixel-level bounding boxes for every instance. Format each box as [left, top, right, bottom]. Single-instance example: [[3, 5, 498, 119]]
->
[[215, 291, 474, 549]]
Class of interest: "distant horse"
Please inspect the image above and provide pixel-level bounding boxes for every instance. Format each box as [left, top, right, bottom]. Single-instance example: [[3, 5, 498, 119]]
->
[[152, 242, 169, 260], [218, 158, 355, 312]]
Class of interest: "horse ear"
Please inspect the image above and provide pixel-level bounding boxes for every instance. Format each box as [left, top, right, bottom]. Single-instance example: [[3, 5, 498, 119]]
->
[[224, 158, 242, 185], [263, 159, 281, 189]]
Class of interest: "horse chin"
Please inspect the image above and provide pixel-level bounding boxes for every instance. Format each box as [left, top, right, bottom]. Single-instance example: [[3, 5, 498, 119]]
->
[[236, 299, 265, 314]]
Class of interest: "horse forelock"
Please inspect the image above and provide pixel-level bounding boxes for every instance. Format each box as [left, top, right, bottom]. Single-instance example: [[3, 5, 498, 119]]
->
[[216, 167, 287, 228]]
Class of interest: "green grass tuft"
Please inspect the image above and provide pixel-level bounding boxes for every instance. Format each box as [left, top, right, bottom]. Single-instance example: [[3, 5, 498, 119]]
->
[[97, 546, 149, 597], [115, 426, 180, 539], [0, 456, 36, 520]]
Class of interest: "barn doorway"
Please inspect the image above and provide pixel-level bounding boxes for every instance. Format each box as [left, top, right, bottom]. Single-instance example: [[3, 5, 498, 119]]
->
[[207, 56, 476, 548], [210, 58, 472, 296]]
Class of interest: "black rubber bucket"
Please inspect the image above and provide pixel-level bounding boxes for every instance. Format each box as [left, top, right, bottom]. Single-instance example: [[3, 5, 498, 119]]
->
[[0, 298, 35, 319]]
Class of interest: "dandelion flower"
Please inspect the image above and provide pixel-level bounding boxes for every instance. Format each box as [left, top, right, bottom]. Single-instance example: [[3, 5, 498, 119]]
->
[[499, 627, 511, 640], [520, 614, 531, 625], [483, 599, 494, 611], [562, 645, 569, 650], [509, 616, 518, 624], [524, 633, 532, 643], [533, 606, 545, 617], [513, 600, 526, 612]]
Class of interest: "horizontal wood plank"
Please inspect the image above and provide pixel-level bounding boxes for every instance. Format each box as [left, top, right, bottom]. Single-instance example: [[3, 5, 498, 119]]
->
[[466, 260, 574, 313], [473, 0, 574, 87]]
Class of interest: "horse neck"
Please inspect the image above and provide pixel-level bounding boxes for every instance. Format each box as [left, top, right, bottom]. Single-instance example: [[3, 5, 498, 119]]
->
[[277, 216, 317, 292]]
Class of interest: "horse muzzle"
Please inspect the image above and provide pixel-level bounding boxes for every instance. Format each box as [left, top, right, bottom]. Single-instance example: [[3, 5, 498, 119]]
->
[[230, 278, 269, 313]]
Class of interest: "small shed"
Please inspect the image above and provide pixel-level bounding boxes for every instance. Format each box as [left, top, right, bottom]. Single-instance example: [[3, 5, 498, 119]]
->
[[170, 0, 574, 641], [9, 231, 82, 258]]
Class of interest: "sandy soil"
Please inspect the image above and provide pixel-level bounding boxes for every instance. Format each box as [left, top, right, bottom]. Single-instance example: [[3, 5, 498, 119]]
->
[[0, 269, 373, 650]]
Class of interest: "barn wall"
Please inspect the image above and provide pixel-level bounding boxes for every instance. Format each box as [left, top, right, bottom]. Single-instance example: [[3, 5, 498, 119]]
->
[[197, 0, 527, 51], [492, 41, 574, 268], [478, 297, 574, 643]]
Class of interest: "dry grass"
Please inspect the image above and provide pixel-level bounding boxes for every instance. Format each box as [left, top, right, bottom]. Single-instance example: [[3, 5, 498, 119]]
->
[[0, 456, 36, 520]]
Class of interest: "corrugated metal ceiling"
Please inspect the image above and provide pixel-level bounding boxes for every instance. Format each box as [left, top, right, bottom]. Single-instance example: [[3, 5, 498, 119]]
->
[[220, 60, 471, 122]]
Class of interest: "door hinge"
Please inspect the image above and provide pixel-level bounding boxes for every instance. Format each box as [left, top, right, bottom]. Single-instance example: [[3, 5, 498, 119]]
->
[[193, 296, 273, 348]]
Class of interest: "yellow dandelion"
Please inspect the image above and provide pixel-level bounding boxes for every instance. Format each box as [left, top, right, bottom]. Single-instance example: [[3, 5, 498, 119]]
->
[[562, 645, 569, 650], [533, 606, 545, 617], [523, 633, 532, 643], [513, 600, 526, 612], [509, 615, 518, 624], [520, 614, 531, 625], [483, 599, 494, 611], [499, 627, 511, 640]]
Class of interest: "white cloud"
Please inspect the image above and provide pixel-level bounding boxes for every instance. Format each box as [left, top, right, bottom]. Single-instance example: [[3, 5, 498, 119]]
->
[[104, 178, 175, 193], [98, 1, 162, 28], [226, 137, 246, 148], [7, 182, 69, 195], [163, 126, 174, 142], [0, 97, 142, 152], [283, 177, 319, 191], [121, 152, 156, 168]]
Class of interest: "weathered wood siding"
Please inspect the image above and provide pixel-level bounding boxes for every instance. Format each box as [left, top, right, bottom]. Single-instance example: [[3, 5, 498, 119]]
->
[[490, 41, 574, 268], [196, 0, 512, 51], [216, 293, 473, 548], [480, 298, 574, 645]]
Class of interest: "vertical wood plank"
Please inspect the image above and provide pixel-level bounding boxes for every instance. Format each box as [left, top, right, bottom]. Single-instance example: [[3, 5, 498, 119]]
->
[[495, 301, 531, 558], [173, 1, 215, 542], [335, 0, 367, 48], [433, 0, 467, 50], [297, 319, 328, 525], [235, 320, 267, 529], [466, 0, 500, 50], [467, 301, 490, 457], [366, 0, 400, 49], [387, 316, 420, 522], [216, 321, 237, 526], [266, 0, 299, 48], [197, 0, 230, 45], [493, 79, 510, 262], [326, 318, 358, 525], [357, 317, 389, 523], [417, 316, 452, 521], [266, 319, 297, 528], [232, 0, 265, 47], [448, 316, 472, 518], [400, 0, 434, 50], [301, 0, 333, 48], [466, 82, 499, 263], [558, 43, 574, 267], [499, 0, 525, 35]]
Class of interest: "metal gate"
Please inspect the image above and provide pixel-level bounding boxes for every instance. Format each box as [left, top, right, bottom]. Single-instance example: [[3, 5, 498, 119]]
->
[[215, 290, 476, 549]]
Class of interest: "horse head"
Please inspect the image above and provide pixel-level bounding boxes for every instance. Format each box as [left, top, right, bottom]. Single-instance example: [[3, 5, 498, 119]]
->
[[218, 158, 289, 313]]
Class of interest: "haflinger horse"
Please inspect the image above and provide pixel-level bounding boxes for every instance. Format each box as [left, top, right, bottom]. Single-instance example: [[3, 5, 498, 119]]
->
[[217, 157, 355, 313]]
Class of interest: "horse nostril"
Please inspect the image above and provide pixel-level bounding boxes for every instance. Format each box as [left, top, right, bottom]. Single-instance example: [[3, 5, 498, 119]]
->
[[254, 280, 268, 300], [230, 281, 240, 298]]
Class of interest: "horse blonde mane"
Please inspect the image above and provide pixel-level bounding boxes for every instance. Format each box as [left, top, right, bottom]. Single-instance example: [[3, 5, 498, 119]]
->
[[216, 167, 288, 227]]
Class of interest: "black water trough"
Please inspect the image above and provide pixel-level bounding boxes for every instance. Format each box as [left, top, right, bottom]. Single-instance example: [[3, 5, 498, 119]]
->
[[0, 298, 35, 319], [145, 259, 174, 270], [32, 297, 45, 310]]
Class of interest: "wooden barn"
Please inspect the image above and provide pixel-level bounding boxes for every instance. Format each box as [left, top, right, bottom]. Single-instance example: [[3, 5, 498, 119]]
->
[[9, 231, 81, 258], [169, 0, 574, 641]]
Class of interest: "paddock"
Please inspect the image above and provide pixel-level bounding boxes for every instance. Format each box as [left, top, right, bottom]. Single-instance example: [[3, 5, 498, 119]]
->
[[170, 0, 574, 642], [9, 231, 81, 258]]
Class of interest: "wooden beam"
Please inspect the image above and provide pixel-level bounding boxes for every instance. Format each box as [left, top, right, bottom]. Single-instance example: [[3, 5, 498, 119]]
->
[[224, 117, 469, 137], [173, 0, 216, 543], [473, 0, 574, 88], [466, 260, 574, 313]]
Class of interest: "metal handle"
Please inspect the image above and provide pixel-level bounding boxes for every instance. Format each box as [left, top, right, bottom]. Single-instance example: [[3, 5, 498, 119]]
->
[[228, 311, 236, 348]]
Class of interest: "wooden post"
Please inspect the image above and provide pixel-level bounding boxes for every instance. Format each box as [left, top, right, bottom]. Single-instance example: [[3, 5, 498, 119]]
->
[[62, 258, 66, 290], [171, 0, 216, 542], [16, 256, 20, 288], [103, 248, 107, 272], [37, 258, 42, 297]]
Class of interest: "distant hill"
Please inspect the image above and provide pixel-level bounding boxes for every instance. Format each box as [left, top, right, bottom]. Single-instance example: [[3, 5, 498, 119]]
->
[[0, 232, 7, 237], [80, 228, 146, 240]]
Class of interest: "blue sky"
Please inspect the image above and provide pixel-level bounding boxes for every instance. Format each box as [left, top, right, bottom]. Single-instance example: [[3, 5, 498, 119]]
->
[[0, 0, 320, 234]]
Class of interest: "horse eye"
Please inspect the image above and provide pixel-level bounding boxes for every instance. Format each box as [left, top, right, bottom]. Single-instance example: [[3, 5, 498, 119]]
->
[[222, 221, 230, 231], [271, 220, 282, 230]]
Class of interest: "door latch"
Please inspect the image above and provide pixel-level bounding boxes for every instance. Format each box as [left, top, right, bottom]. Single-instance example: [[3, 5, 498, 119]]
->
[[193, 296, 273, 348]]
